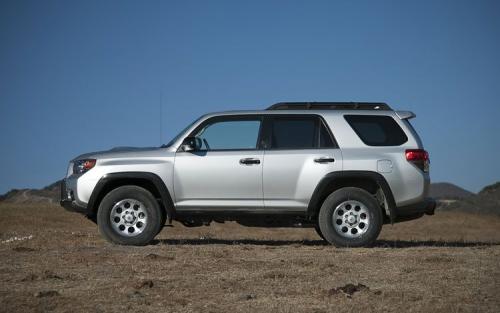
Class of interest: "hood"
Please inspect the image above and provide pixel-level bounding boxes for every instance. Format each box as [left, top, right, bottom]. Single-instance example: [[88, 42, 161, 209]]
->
[[72, 146, 165, 161]]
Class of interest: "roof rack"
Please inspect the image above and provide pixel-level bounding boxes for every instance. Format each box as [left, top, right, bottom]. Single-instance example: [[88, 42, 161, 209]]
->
[[266, 102, 392, 111]]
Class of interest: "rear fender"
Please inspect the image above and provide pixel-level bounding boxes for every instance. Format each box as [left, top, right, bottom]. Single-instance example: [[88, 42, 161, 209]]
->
[[307, 171, 397, 223]]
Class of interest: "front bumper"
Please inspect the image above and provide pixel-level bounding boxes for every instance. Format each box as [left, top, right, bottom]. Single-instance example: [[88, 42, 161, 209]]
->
[[393, 198, 436, 223], [60, 179, 89, 214]]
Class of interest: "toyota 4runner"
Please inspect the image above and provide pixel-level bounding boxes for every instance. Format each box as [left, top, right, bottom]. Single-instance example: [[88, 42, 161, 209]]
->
[[61, 102, 435, 247]]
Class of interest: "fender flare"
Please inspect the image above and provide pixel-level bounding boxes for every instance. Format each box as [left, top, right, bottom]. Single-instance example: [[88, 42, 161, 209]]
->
[[88, 172, 176, 220], [306, 170, 397, 223]]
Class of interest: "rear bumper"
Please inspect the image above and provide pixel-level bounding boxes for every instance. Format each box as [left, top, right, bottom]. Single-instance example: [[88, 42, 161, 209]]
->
[[393, 198, 436, 223], [60, 179, 89, 214]]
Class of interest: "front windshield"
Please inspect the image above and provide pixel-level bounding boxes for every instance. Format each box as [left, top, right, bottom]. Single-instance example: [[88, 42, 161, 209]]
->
[[161, 116, 204, 148]]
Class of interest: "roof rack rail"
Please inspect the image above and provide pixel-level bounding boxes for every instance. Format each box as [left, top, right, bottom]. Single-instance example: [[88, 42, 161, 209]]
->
[[266, 102, 392, 111]]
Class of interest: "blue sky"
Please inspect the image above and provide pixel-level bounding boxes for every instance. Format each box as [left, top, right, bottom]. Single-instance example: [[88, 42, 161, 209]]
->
[[1, 0, 499, 194]]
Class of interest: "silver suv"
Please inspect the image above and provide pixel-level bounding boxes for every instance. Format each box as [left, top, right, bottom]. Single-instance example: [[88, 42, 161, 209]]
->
[[61, 102, 435, 247]]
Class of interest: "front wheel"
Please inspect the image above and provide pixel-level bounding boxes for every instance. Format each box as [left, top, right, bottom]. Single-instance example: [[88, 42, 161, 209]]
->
[[318, 187, 382, 247], [314, 224, 326, 241], [97, 186, 163, 246]]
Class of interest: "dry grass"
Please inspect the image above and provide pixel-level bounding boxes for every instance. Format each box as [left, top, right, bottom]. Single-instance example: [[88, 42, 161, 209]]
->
[[0, 203, 499, 312]]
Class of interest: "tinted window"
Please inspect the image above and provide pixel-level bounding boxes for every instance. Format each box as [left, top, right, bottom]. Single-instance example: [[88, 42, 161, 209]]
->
[[271, 117, 317, 149], [320, 122, 335, 148], [344, 115, 408, 146], [195, 119, 261, 150]]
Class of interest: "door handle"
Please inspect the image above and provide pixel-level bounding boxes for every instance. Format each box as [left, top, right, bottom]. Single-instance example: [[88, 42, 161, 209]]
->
[[239, 158, 261, 165], [314, 157, 335, 163]]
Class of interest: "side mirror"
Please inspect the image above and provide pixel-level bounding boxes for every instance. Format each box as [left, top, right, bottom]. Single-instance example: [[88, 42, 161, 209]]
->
[[180, 137, 201, 152]]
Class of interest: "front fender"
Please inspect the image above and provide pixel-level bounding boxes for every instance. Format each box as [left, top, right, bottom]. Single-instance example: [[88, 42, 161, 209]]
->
[[87, 172, 176, 220]]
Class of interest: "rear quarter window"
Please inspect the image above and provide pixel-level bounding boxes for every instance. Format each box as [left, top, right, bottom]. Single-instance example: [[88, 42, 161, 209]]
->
[[344, 115, 408, 146]]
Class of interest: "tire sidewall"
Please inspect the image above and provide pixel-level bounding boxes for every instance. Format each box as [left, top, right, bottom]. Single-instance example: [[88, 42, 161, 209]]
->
[[97, 186, 162, 246], [318, 187, 382, 247], [314, 224, 326, 241]]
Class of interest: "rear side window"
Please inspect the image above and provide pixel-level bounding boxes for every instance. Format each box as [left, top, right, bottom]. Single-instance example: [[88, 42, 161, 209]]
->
[[272, 117, 317, 149], [344, 115, 408, 146], [319, 122, 335, 148], [269, 116, 336, 149]]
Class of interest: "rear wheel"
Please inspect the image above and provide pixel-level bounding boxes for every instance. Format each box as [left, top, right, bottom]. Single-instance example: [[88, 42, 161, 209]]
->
[[318, 187, 382, 247], [97, 186, 163, 246]]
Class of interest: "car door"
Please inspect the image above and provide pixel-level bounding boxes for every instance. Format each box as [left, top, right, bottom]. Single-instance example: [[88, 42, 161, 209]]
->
[[173, 115, 264, 211], [262, 115, 343, 212]]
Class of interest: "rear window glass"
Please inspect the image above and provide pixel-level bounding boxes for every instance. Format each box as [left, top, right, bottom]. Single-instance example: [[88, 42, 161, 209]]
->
[[344, 115, 408, 146]]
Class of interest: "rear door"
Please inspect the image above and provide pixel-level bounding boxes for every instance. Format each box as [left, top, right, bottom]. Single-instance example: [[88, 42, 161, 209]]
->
[[262, 115, 343, 212]]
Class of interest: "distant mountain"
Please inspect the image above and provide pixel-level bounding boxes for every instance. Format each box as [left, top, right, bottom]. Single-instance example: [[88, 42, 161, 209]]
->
[[479, 182, 500, 196], [0, 180, 61, 204], [429, 182, 474, 200], [438, 181, 500, 215]]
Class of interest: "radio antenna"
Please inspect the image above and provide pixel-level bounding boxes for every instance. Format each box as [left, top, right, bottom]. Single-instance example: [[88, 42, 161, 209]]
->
[[159, 91, 163, 145]]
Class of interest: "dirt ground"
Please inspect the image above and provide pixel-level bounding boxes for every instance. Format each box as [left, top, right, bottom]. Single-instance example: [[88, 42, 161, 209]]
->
[[0, 203, 499, 313]]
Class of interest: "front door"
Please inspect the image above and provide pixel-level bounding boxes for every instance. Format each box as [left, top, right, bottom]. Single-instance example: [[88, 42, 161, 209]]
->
[[173, 115, 264, 211]]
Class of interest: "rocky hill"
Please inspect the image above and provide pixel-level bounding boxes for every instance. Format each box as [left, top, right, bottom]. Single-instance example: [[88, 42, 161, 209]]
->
[[0, 181, 61, 204], [429, 182, 474, 200], [436, 182, 500, 215]]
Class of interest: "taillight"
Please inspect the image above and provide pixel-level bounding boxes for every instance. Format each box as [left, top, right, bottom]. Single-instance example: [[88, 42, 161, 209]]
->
[[405, 149, 429, 172]]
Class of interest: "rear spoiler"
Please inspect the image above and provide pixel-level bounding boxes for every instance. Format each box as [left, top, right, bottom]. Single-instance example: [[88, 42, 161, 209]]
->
[[395, 111, 416, 120]]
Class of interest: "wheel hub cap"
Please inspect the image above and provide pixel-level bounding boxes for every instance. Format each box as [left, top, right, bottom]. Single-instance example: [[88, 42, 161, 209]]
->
[[124, 213, 135, 223], [347, 214, 357, 224], [110, 199, 148, 237], [332, 200, 370, 238]]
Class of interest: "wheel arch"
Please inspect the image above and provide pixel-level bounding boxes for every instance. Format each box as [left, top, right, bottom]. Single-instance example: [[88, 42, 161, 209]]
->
[[307, 171, 396, 223], [88, 172, 175, 222]]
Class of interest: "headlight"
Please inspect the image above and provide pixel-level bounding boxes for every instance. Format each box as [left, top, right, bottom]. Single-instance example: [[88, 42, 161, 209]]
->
[[73, 159, 96, 174]]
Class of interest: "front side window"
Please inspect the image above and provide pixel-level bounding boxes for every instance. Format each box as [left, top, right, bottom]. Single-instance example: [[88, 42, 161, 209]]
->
[[194, 118, 261, 150]]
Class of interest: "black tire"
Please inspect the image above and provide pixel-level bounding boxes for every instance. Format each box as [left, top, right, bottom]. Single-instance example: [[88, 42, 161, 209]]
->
[[97, 186, 163, 246], [86, 214, 97, 224], [156, 205, 167, 236], [318, 187, 382, 247], [314, 224, 326, 241]]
